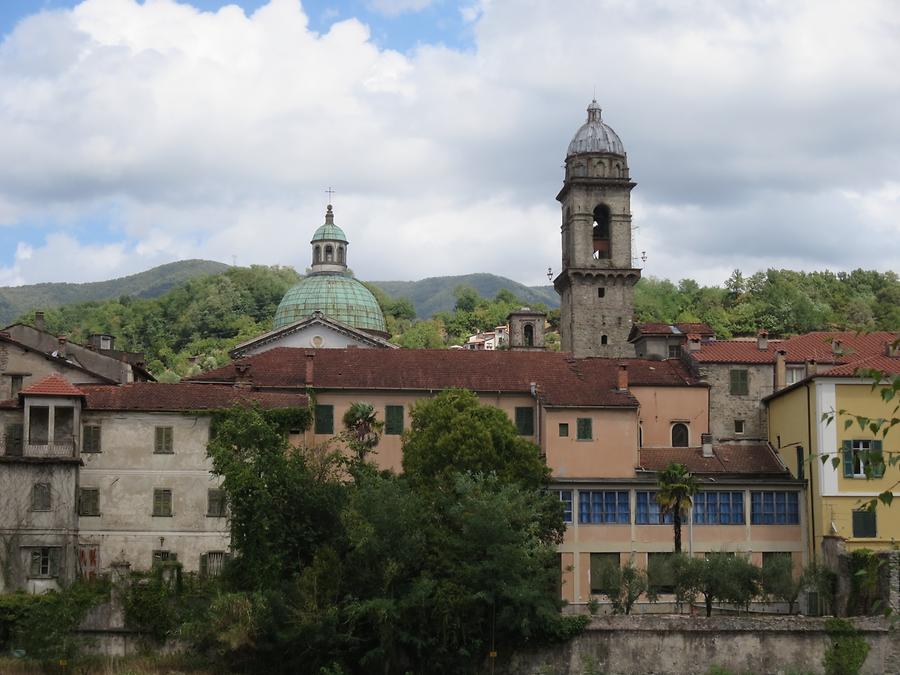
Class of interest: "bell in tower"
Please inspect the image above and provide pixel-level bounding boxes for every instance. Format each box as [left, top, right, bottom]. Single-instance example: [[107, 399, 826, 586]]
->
[[554, 101, 641, 358]]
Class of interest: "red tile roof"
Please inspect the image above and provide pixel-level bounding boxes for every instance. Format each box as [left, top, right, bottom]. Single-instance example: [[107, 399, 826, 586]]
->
[[78, 383, 308, 411], [19, 374, 85, 397], [639, 444, 788, 475], [814, 354, 900, 378], [189, 348, 704, 408], [689, 331, 897, 365], [630, 322, 715, 339]]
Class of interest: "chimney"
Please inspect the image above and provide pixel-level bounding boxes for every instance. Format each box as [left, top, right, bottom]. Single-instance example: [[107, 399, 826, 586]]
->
[[234, 361, 252, 389], [617, 363, 629, 391], [686, 334, 702, 352], [757, 329, 769, 351], [774, 350, 787, 390], [831, 339, 843, 356], [701, 433, 714, 458], [304, 351, 316, 386], [57, 336, 67, 359], [34, 311, 45, 332], [887, 341, 899, 358], [806, 359, 817, 378]]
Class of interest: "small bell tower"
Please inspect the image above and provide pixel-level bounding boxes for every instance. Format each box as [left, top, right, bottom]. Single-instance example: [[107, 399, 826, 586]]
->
[[554, 101, 640, 358]]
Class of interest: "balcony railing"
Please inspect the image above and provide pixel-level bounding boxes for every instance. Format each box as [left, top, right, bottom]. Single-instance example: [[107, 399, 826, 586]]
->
[[1, 440, 78, 458]]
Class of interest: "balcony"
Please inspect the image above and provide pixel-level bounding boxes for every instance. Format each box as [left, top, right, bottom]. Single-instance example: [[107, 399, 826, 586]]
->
[[24, 442, 77, 458]]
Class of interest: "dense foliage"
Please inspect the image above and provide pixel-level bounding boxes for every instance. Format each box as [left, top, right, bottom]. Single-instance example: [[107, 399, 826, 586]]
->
[[195, 394, 580, 673], [16, 266, 898, 380]]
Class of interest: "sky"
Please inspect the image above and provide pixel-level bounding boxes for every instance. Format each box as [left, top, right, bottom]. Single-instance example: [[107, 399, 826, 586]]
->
[[0, 0, 898, 289]]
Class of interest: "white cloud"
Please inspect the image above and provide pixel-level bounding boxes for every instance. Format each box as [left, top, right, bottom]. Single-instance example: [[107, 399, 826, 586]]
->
[[366, 0, 434, 17], [0, 0, 898, 290]]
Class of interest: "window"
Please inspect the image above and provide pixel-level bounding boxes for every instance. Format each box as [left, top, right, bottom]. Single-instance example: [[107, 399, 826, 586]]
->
[[558, 423, 569, 437], [152, 550, 176, 567], [29, 547, 61, 578], [10, 374, 23, 398], [515, 407, 534, 436], [600, 335, 608, 345], [313, 245, 321, 263], [852, 510, 877, 538], [734, 419, 745, 435], [53, 407, 74, 444], [636, 491, 674, 525], [558, 490, 573, 523], [693, 491, 745, 525], [750, 491, 799, 525], [523, 324, 534, 346], [786, 366, 805, 385], [842, 440, 885, 478], [314, 405, 334, 434], [207, 489, 226, 517], [579, 491, 630, 524], [592, 204, 611, 259], [576, 418, 592, 441], [729, 369, 749, 396], [668, 344, 682, 359], [154, 426, 174, 454], [385, 405, 404, 435], [153, 489, 173, 517], [648, 552, 676, 594], [589, 553, 619, 594], [597, 287, 606, 298], [82, 426, 101, 453], [32, 483, 52, 511], [338, 246, 345, 264], [29, 406, 49, 445], [671, 423, 689, 447], [200, 551, 227, 578], [325, 244, 334, 262], [4, 423, 23, 456], [79, 487, 100, 516]]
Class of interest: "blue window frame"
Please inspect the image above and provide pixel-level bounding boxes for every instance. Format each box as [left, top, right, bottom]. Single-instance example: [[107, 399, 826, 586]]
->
[[635, 491, 674, 524], [578, 491, 630, 524], [558, 490, 573, 523], [693, 492, 745, 525], [751, 491, 799, 525]]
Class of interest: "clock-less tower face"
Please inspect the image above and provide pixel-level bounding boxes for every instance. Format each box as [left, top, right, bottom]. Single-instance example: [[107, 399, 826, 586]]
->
[[554, 101, 641, 358]]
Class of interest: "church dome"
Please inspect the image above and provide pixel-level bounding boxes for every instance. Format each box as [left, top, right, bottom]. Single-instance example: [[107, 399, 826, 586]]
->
[[311, 221, 347, 243], [273, 274, 387, 335], [567, 100, 625, 157]]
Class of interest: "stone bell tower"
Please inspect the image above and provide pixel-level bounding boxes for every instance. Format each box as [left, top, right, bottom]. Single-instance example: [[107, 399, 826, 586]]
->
[[553, 101, 640, 358]]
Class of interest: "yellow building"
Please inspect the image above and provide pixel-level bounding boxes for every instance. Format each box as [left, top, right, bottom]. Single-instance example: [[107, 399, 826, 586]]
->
[[766, 353, 900, 556]]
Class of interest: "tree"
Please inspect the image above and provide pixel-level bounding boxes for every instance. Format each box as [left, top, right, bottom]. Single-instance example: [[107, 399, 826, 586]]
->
[[655, 463, 698, 553], [761, 554, 803, 614], [341, 401, 383, 462], [401, 389, 550, 491]]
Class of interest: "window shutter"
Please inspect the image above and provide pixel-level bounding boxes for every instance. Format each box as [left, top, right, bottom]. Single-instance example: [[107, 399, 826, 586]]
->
[[6, 424, 23, 456], [199, 553, 208, 578], [154, 427, 162, 453], [842, 440, 853, 477], [872, 440, 885, 478], [49, 547, 62, 577], [165, 427, 173, 452]]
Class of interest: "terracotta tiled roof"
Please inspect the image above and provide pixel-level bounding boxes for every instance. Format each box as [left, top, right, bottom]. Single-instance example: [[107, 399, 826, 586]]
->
[[19, 374, 85, 397], [190, 348, 704, 408], [629, 322, 715, 340], [639, 444, 788, 475], [78, 383, 308, 411], [814, 354, 900, 377], [689, 331, 897, 365]]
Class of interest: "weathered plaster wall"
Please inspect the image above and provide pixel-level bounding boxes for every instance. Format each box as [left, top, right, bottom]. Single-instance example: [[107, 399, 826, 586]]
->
[[701, 362, 772, 441], [497, 615, 898, 675], [631, 386, 708, 448], [0, 344, 106, 399]]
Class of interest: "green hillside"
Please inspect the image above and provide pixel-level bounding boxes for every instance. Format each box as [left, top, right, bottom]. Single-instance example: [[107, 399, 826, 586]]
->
[[0, 259, 231, 325], [371, 273, 559, 318]]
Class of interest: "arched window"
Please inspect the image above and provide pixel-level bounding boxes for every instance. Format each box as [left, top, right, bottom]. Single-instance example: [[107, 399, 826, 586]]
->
[[592, 205, 611, 259], [325, 245, 334, 262], [524, 324, 534, 347], [338, 246, 345, 263], [314, 245, 321, 264], [600, 335, 608, 345], [671, 423, 689, 448]]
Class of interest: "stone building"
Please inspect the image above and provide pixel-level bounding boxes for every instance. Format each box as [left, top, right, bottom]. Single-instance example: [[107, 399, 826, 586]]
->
[[554, 101, 641, 358]]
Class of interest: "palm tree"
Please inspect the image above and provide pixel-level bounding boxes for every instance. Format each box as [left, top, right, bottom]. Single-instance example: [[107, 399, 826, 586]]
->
[[655, 462, 699, 553], [342, 401, 384, 462]]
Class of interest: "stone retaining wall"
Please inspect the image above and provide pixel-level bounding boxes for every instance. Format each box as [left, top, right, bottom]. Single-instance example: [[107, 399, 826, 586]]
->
[[496, 615, 898, 675]]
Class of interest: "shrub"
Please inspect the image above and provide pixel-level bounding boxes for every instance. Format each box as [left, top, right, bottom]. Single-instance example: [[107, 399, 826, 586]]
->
[[823, 618, 869, 675]]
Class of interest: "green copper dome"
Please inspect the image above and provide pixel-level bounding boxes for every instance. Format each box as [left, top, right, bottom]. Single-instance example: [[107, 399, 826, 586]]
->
[[311, 222, 347, 242], [273, 273, 387, 335]]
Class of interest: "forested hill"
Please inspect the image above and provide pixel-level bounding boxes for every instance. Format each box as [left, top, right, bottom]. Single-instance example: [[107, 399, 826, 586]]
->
[[371, 273, 558, 317], [0, 259, 230, 325]]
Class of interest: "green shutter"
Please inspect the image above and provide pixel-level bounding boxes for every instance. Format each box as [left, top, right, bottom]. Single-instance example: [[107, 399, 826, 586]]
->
[[49, 547, 62, 577], [154, 427, 163, 453], [577, 418, 592, 441], [515, 407, 534, 436], [165, 427, 173, 452], [842, 440, 853, 478], [385, 406, 404, 435], [871, 440, 885, 478], [314, 405, 334, 434]]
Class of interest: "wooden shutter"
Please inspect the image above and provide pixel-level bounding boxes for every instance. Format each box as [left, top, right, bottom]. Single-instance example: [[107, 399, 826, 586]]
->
[[871, 440, 885, 478], [385, 406, 404, 435], [5, 423, 23, 456], [842, 440, 853, 477], [83, 426, 101, 453], [49, 547, 62, 577], [314, 405, 333, 435], [577, 418, 592, 440], [199, 553, 208, 578], [515, 407, 534, 436], [154, 427, 163, 453]]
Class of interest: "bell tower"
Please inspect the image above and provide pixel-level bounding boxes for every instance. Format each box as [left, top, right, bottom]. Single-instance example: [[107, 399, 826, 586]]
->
[[554, 101, 640, 358]]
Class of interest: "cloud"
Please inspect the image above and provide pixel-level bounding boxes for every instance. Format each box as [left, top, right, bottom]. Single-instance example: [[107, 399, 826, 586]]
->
[[365, 0, 434, 17], [0, 0, 897, 290]]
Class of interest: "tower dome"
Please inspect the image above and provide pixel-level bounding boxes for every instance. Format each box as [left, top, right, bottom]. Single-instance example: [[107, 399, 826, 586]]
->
[[567, 100, 625, 157], [273, 205, 388, 337]]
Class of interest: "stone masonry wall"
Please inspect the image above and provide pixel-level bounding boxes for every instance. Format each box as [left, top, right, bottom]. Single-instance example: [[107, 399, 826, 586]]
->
[[496, 615, 897, 675], [700, 362, 773, 441]]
